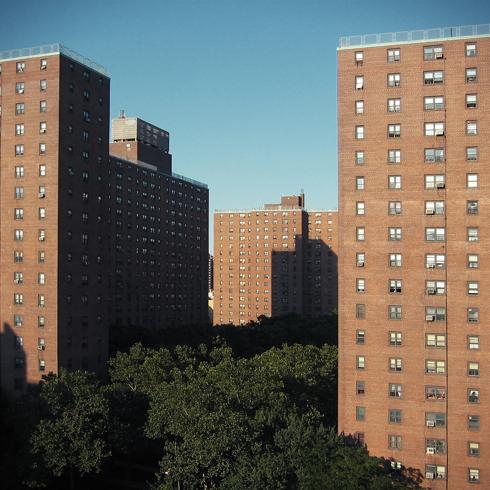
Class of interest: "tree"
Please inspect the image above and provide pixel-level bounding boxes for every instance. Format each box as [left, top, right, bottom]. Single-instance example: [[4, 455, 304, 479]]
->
[[30, 370, 111, 489]]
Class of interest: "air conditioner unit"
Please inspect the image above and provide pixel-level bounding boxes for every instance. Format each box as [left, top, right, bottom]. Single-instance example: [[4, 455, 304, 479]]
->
[[40, 129, 46, 134], [426, 420, 435, 427], [435, 130, 445, 136], [435, 53, 444, 59], [426, 315, 435, 321], [426, 447, 435, 455], [18, 89, 24, 94], [427, 263, 436, 269], [358, 262, 365, 267], [436, 182, 445, 189], [426, 209, 435, 215], [14, 279, 20, 284], [39, 236, 45, 241], [39, 192, 45, 198], [426, 472, 435, 480], [427, 288, 436, 295], [38, 345, 45, 351]]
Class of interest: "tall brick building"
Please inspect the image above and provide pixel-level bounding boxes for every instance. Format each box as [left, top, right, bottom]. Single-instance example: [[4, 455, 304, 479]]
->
[[0, 46, 209, 392], [213, 194, 337, 325], [338, 25, 490, 488]]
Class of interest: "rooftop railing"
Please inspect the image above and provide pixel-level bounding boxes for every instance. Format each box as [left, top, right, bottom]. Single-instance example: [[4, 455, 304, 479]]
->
[[339, 23, 490, 48], [0, 43, 108, 76]]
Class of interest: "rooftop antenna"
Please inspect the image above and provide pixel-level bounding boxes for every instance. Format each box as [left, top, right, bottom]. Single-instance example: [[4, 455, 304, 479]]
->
[[119, 109, 126, 118]]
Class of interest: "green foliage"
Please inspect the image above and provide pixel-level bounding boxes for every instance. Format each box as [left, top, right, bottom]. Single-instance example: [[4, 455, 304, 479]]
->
[[30, 370, 111, 486]]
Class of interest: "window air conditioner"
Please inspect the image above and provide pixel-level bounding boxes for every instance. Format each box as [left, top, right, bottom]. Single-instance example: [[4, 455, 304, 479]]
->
[[38, 345, 45, 351], [18, 89, 24, 94], [427, 288, 436, 295], [39, 192, 45, 198], [436, 182, 445, 189], [358, 262, 365, 267], [40, 129, 46, 134], [435, 53, 444, 59], [426, 315, 435, 321], [426, 420, 435, 427], [426, 209, 435, 215], [39, 236, 45, 241], [435, 130, 445, 136], [426, 447, 435, 455], [426, 473, 435, 480], [427, 263, 436, 269]]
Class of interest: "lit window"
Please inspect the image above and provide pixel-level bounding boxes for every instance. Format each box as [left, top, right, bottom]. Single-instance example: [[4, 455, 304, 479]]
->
[[468, 362, 479, 377], [14, 208, 24, 220], [356, 356, 365, 369], [14, 229, 24, 241], [425, 122, 445, 136], [424, 45, 443, 60], [40, 58, 48, 70], [468, 254, 479, 269], [355, 76, 364, 90], [14, 293, 23, 305], [468, 282, 479, 296], [15, 144, 24, 156], [425, 175, 445, 189], [15, 166, 24, 178], [39, 164, 46, 176], [426, 334, 446, 347], [40, 121, 47, 134], [468, 441, 480, 456], [356, 279, 365, 293], [355, 100, 364, 114], [389, 331, 402, 346], [426, 280, 445, 295], [39, 208, 46, 219], [15, 123, 25, 135], [38, 273, 45, 285], [39, 143, 46, 155], [38, 294, 45, 307], [355, 51, 364, 64], [356, 125, 364, 139], [387, 73, 401, 87], [468, 336, 480, 350], [387, 48, 400, 62]]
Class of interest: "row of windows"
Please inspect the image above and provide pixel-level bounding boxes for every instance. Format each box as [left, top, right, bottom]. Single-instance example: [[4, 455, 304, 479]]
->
[[355, 93, 478, 114], [9, 79, 49, 93], [356, 199, 480, 216], [356, 252, 472, 269], [354, 146, 479, 164], [354, 68, 478, 89], [355, 120, 480, 139], [356, 304, 481, 322], [353, 42, 478, 64], [355, 173, 480, 190], [355, 279, 480, 295]]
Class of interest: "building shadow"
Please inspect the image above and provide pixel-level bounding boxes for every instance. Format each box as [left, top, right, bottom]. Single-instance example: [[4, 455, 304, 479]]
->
[[0, 322, 27, 394]]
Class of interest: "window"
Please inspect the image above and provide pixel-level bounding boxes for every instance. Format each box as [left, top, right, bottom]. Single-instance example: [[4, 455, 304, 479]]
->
[[467, 200, 478, 214], [465, 123, 479, 140], [388, 410, 402, 424], [425, 148, 445, 162], [388, 435, 402, 450], [388, 227, 402, 241], [14, 293, 23, 305], [389, 253, 402, 267], [425, 464, 446, 480], [466, 43, 477, 57], [14, 271, 23, 284], [425, 201, 444, 215], [356, 176, 365, 190], [466, 147, 478, 161], [425, 122, 445, 136], [38, 294, 45, 307], [356, 252, 365, 267], [15, 103, 25, 115], [468, 282, 479, 296], [356, 381, 365, 395], [356, 406, 365, 421], [424, 96, 444, 110], [356, 279, 365, 293], [38, 272, 45, 285], [16, 61, 25, 73], [425, 175, 446, 189], [468, 255, 479, 269], [15, 144, 24, 156], [466, 68, 477, 82], [468, 362, 479, 377], [388, 175, 401, 189], [39, 121, 47, 134], [387, 48, 400, 62], [466, 94, 477, 108], [38, 229, 46, 242], [38, 251, 45, 263], [40, 79, 47, 91], [468, 227, 479, 242], [468, 389, 479, 404], [424, 45, 443, 60], [14, 208, 23, 220], [425, 360, 445, 374], [38, 316, 45, 328], [469, 468, 480, 483], [40, 100, 47, 113], [356, 356, 365, 369], [355, 100, 364, 114], [426, 439, 446, 455], [40, 58, 47, 70], [39, 164, 46, 177], [389, 331, 402, 346], [388, 201, 402, 215], [39, 208, 46, 220], [14, 229, 24, 241], [355, 51, 364, 64], [356, 126, 364, 139], [426, 334, 446, 348], [426, 412, 446, 428], [425, 254, 446, 269], [356, 330, 365, 344], [39, 143, 46, 155], [389, 383, 402, 398], [389, 305, 402, 320], [388, 124, 401, 138], [468, 335, 480, 350], [355, 76, 364, 90], [468, 308, 479, 323], [468, 442, 480, 456], [468, 415, 480, 430], [356, 151, 364, 164], [426, 280, 445, 295], [355, 201, 365, 215], [15, 187, 24, 199], [15, 166, 24, 178], [15, 123, 25, 135], [14, 314, 23, 327], [388, 149, 401, 163], [389, 358, 402, 372], [424, 71, 444, 84], [387, 73, 401, 87], [387, 98, 401, 112], [356, 227, 365, 241], [426, 386, 446, 400], [426, 306, 446, 321], [426, 227, 445, 241], [356, 304, 365, 319], [14, 251, 23, 263]]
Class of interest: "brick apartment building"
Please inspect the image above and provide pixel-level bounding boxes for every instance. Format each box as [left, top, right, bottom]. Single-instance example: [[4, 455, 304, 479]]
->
[[0, 45, 208, 392], [338, 24, 490, 488], [213, 194, 337, 325]]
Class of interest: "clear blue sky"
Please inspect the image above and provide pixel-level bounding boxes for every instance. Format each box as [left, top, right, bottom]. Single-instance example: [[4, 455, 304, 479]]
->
[[1, 0, 489, 249]]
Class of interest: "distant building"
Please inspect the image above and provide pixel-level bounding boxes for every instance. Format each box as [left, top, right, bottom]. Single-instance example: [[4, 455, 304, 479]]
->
[[213, 194, 337, 325]]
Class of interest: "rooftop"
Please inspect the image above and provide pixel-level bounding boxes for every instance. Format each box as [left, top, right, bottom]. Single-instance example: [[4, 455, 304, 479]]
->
[[339, 23, 490, 49], [0, 43, 108, 77]]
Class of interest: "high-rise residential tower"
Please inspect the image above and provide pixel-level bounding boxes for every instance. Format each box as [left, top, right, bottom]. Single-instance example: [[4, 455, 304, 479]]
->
[[338, 24, 490, 488], [214, 194, 337, 325], [0, 44, 110, 391]]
